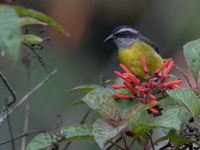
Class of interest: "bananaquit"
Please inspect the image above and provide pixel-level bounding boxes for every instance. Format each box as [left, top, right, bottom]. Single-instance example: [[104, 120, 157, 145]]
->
[[104, 26, 164, 80]]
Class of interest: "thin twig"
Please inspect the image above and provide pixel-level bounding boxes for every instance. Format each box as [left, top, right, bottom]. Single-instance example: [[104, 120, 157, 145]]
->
[[1, 69, 57, 120], [121, 131, 128, 149], [63, 109, 91, 150], [21, 100, 30, 150], [140, 136, 147, 150], [108, 139, 125, 150], [0, 71, 16, 107], [24, 43, 50, 73], [158, 140, 171, 150], [0, 122, 61, 147], [194, 119, 200, 136], [21, 66, 31, 150], [145, 132, 155, 150], [103, 135, 122, 150], [5, 100, 16, 150], [128, 138, 136, 150], [0, 130, 47, 146], [80, 109, 91, 124], [63, 140, 71, 149]]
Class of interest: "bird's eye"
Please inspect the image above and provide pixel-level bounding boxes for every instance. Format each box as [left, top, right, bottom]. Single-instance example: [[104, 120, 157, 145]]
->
[[114, 32, 126, 37], [114, 31, 136, 38]]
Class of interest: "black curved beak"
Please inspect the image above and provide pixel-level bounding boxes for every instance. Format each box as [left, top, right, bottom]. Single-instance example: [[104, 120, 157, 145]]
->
[[103, 34, 114, 44]]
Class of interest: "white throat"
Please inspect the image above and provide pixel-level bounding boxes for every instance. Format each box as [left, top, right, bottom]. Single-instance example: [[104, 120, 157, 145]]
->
[[114, 38, 138, 50]]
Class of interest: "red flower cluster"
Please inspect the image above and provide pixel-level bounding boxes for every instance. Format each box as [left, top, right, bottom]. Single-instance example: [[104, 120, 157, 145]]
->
[[112, 55, 183, 114]]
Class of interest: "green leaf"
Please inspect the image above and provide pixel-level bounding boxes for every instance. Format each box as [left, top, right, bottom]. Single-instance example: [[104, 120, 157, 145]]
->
[[62, 124, 93, 141], [90, 112, 104, 124], [167, 130, 191, 149], [125, 103, 157, 122], [168, 88, 200, 118], [71, 87, 115, 106], [149, 108, 182, 130], [154, 135, 169, 145], [14, 6, 69, 36], [27, 133, 63, 150], [173, 64, 193, 88], [154, 130, 192, 148], [164, 74, 177, 82], [22, 34, 43, 45], [105, 79, 115, 84], [132, 108, 182, 138], [92, 119, 127, 148], [183, 39, 200, 83], [91, 87, 116, 96], [116, 99, 138, 118], [128, 111, 151, 129], [0, 5, 21, 60], [133, 124, 157, 137], [27, 124, 93, 150], [82, 92, 120, 120], [160, 95, 191, 122], [19, 17, 47, 26], [115, 77, 124, 85], [192, 87, 200, 95], [72, 100, 85, 105], [160, 95, 179, 110], [69, 84, 103, 92], [114, 77, 130, 94]]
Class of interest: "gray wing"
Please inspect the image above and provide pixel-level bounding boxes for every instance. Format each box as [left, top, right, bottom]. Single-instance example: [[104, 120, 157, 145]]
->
[[139, 35, 159, 53]]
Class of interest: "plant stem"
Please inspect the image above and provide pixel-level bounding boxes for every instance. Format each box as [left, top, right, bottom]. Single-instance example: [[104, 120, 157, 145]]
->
[[5, 100, 16, 150], [24, 43, 50, 73], [173, 64, 193, 88], [108, 140, 125, 150], [145, 132, 155, 150], [21, 66, 31, 150], [140, 136, 147, 150], [0, 71, 16, 107], [158, 141, 171, 150], [121, 131, 129, 149], [0, 129, 48, 146], [194, 119, 200, 136], [80, 109, 91, 124], [103, 135, 122, 150], [128, 138, 136, 149], [1, 69, 57, 120]]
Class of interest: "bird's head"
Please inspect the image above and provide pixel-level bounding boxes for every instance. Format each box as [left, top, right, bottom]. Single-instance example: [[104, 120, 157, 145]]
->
[[104, 26, 140, 50]]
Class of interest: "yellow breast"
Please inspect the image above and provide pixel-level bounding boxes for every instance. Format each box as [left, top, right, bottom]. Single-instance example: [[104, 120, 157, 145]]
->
[[118, 40, 164, 80]]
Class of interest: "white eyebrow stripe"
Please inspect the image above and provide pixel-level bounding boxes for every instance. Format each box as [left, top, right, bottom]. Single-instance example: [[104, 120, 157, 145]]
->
[[116, 27, 138, 34]]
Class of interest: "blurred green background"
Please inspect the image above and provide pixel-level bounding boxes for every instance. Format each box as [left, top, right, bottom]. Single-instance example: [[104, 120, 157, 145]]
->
[[0, 0, 200, 149]]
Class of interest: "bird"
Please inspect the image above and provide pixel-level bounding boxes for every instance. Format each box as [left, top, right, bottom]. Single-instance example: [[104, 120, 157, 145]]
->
[[104, 26, 164, 80]]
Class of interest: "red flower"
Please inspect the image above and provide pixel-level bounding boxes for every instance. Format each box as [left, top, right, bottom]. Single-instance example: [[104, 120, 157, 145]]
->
[[112, 85, 127, 89], [114, 71, 131, 83], [155, 59, 171, 74], [124, 73, 140, 85], [164, 61, 174, 75], [146, 93, 156, 100], [120, 63, 132, 74], [112, 55, 183, 114], [141, 54, 148, 74], [159, 75, 171, 78], [146, 100, 158, 104], [123, 81, 137, 95], [113, 94, 132, 100], [148, 108, 159, 114], [162, 80, 183, 87], [135, 87, 149, 92]]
